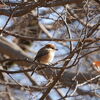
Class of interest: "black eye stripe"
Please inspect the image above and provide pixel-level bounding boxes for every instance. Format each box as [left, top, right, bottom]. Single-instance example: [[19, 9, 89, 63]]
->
[[50, 47, 55, 49]]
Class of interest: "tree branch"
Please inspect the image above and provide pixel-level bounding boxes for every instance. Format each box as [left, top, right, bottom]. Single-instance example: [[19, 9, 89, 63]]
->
[[0, 0, 84, 17]]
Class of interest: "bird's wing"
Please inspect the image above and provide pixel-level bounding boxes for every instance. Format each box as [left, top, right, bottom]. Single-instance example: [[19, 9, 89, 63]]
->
[[34, 48, 49, 60]]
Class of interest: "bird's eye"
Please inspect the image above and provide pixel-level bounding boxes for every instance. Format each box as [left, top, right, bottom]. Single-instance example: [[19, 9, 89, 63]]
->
[[51, 47, 55, 50], [51, 47, 54, 49], [51, 47, 58, 50]]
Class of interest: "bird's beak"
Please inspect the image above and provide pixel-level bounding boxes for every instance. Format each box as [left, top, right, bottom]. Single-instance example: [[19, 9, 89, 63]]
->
[[55, 48, 58, 51]]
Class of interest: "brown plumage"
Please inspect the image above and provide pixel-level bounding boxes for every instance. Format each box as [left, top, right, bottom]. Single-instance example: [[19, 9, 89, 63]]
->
[[34, 44, 58, 64], [31, 44, 57, 76]]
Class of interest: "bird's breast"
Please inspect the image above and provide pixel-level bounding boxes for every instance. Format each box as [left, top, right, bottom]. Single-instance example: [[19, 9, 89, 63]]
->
[[39, 50, 55, 65]]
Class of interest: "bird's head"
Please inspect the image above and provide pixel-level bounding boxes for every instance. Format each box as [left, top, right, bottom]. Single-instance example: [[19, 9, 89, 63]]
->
[[44, 44, 58, 51]]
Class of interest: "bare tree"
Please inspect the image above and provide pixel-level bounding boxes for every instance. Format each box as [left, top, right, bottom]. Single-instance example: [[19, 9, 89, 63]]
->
[[0, 0, 100, 100]]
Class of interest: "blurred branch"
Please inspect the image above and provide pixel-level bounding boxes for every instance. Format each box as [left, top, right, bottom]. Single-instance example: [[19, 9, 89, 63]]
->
[[67, 7, 100, 29], [0, 80, 46, 91], [0, 0, 84, 17], [0, 37, 99, 86], [1, 30, 100, 42], [73, 88, 99, 97], [0, 5, 17, 35], [38, 22, 52, 38], [0, 37, 32, 67], [0, 79, 98, 97], [94, 0, 100, 4], [0, 0, 99, 99], [0, 71, 99, 90], [77, 74, 100, 87], [51, 7, 73, 51], [0, 66, 15, 100]]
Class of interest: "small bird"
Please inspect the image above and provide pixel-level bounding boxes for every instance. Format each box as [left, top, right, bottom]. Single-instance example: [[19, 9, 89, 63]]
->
[[31, 44, 58, 75]]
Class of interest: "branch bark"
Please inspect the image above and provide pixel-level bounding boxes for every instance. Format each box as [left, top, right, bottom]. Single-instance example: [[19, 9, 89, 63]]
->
[[0, 0, 84, 17], [0, 37, 100, 99], [0, 37, 99, 87], [0, 37, 32, 66]]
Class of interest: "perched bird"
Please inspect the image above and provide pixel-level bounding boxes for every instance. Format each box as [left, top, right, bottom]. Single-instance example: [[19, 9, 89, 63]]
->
[[31, 44, 58, 75]]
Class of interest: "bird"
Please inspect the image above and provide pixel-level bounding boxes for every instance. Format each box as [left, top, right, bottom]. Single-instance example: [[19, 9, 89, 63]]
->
[[31, 44, 58, 76]]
